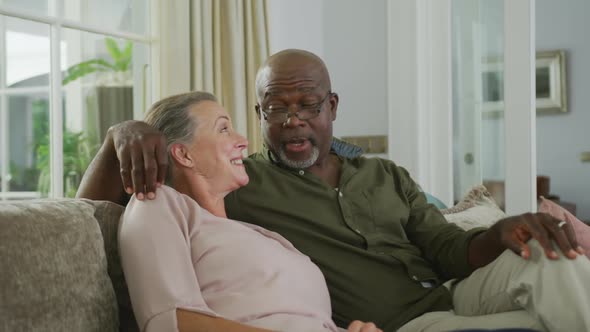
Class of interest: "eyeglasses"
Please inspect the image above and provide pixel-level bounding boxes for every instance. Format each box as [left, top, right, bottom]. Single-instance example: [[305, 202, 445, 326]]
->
[[259, 92, 333, 124]]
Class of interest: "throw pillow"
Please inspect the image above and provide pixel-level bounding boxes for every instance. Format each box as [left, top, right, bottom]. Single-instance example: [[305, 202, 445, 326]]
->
[[538, 197, 590, 259], [0, 199, 118, 332], [441, 185, 506, 231]]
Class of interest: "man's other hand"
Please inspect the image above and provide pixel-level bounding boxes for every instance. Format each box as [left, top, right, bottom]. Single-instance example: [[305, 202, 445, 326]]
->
[[492, 212, 585, 260], [110, 120, 167, 200]]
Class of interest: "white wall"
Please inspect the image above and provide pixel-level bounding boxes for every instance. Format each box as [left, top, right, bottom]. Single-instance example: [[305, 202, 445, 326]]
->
[[266, 0, 388, 139], [266, 0, 324, 58], [536, 0, 590, 221], [322, 0, 388, 138]]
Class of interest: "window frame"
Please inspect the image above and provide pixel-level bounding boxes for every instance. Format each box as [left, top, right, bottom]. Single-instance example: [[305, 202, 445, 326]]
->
[[0, 1, 157, 199]]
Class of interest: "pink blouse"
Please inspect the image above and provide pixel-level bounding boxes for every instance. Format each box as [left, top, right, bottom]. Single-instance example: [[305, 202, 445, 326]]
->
[[119, 185, 340, 332]]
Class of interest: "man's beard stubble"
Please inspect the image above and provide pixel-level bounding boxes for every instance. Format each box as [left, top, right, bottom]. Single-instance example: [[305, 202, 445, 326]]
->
[[276, 143, 320, 169]]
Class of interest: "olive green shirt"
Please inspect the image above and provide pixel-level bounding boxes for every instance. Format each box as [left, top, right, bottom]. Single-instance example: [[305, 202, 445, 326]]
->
[[225, 149, 485, 331]]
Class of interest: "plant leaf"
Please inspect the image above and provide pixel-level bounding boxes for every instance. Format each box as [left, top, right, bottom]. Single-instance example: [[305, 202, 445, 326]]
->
[[62, 59, 116, 85], [117, 41, 133, 71], [61, 38, 133, 85], [105, 37, 123, 62]]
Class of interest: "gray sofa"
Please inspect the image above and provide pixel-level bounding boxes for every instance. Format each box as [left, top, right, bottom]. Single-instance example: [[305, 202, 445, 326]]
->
[[0, 199, 138, 332], [0, 187, 546, 332]]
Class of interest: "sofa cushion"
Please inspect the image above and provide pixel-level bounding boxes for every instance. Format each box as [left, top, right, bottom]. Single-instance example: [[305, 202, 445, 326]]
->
[[425, 192, 448, 209], [0, 199, 118, 332], [86, 199, 139, 332], [441, 185, 506, 230]]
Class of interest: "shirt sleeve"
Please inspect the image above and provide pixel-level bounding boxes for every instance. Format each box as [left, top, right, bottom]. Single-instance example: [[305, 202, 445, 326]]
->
[[397, 166, 486, 279], [119, 186, 218, 332]]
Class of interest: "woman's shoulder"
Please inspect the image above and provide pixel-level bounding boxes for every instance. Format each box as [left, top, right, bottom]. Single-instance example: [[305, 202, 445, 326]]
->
[[122, 185, 205, 234], [158, 184, 183, 197], [151, 185, 201, 206], [126, 185, 203, 217]]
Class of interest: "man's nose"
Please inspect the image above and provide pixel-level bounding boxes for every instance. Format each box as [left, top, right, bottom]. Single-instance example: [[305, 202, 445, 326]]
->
[[283, 112, 305, 127]]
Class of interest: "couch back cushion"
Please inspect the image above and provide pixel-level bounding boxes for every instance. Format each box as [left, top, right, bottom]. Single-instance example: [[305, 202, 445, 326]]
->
[[86, 199, 139, 332], [0, 199, 118, 332]]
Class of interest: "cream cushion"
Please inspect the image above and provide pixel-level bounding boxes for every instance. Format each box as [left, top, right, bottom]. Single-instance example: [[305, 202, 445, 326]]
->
[[440, 185, 506, 230]]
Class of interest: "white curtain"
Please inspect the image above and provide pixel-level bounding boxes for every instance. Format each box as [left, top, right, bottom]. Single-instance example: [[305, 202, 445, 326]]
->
[[157, 1, 192, 100], [191, 0, 269, 154]]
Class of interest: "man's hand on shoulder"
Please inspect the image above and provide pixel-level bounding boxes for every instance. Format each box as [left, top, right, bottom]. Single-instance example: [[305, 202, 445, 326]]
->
[[491, 212, 584, 260], [109, 120, 168, 200]]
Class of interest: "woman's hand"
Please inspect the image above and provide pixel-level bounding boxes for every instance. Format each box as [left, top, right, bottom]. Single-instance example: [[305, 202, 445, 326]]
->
[[347, 320, 383, 332]]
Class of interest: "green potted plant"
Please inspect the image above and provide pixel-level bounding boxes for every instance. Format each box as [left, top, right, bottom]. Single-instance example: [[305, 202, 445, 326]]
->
[[62, 37, 133, 86], [31, 100, 96, 197], [62, 37, 134, 144]]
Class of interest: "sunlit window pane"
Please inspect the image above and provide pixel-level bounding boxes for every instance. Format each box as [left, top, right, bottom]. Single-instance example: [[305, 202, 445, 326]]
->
[[0, 0, 52, 17], [4, 16, 56, 87], [1, 16, 51, 200], [1, 94, 50, 199], [60, 0, 149, 35]]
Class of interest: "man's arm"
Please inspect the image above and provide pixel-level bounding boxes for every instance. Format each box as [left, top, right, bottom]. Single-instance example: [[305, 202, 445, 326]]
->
[[177, 310, 272, 332], [76, 127, 126, 203], [397, 163, 583, 278], [177, 311, 382, 332], [76, 120, 168, 204]]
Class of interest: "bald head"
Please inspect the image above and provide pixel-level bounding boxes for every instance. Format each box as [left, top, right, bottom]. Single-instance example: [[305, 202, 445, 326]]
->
[[255, 49, 332, 101], [253, 49, 339, 170]]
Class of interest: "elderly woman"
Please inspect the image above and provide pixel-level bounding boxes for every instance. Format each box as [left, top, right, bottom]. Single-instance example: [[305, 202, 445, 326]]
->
[[118, 91, 381, 332]]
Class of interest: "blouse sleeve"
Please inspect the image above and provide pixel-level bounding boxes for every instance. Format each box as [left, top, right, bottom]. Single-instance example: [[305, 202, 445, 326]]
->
[[119, 185, 217, 332]]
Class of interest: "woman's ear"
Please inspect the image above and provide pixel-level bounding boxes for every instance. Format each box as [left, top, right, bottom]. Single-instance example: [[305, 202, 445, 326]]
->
[[170, 143, 193, 168]]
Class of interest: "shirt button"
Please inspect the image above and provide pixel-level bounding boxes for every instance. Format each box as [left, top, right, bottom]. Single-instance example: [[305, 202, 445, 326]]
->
[[339, 192, 343, 197], [354, 229, 361, 234], [412, 275, 418, 280], [298, 170, 304, 175]]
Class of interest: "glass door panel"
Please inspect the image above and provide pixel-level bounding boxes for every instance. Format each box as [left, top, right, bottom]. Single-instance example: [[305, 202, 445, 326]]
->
[[452, 0, 507, 209]]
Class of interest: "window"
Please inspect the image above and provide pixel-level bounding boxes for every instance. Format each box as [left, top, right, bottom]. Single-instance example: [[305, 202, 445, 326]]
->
[[0, 0, 154, 199]]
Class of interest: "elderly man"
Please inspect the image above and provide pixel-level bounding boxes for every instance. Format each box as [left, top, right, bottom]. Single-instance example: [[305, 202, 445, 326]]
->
[[78, 49, 590, 332]]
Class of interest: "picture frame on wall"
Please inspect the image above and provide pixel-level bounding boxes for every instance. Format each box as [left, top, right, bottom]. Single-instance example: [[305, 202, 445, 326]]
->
[[536, 50, 567, 113], [481, 50, 567, 115]]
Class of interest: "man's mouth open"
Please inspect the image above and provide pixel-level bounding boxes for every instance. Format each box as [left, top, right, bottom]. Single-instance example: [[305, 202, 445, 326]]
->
[[284, 138, 312, 153]]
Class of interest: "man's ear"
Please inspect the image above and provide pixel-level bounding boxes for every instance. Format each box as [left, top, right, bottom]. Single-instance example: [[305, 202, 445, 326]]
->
[[255, 104, 262, 120], [170, 143, 193, 168], [329, 93, 339, 121]]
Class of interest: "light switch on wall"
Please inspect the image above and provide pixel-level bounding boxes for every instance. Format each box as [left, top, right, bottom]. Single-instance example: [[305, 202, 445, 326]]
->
[[581, 152, 590, 162]]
